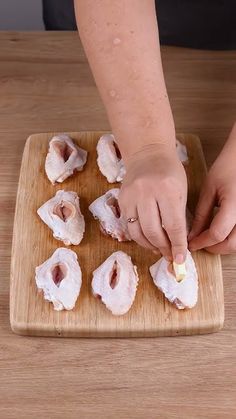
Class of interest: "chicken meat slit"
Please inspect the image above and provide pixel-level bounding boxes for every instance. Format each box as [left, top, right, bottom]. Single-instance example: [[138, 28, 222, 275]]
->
[[52, 263, 67, 287], [109, 261, 119, 289], [53, 140, 73, 163], [113, 141, 122, 160], [106, 196, 121, 218], [53, 201, 74, 222]]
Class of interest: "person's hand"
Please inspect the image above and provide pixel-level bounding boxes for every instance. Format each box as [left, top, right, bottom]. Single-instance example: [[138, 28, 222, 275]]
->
[[189, 123, 236, 254], [118, 144, 188, 262]]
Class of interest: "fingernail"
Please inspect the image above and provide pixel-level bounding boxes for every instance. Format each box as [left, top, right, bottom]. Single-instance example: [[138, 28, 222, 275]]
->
[[188, 231, 195, 241], [188, 240, 196, 251], [174, 253, 184, 264]]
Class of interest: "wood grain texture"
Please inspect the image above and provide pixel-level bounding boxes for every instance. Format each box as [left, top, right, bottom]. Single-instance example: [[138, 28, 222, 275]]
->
[[0, 33, 235, 418], [10, 132, 224, 337]]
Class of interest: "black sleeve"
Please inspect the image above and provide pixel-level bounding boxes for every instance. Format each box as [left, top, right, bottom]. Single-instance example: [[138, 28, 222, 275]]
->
[[157, 0, 236, 50], [42, 0, 77, 30]]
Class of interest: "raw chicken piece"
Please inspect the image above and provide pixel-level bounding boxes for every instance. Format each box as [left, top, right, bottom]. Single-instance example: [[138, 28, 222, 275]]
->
[[176, 139, 188, 163], [97, 134, 126, 183], [89, 188, 131, 242], [37, 190, 85, 245], [149, 250, 198, 309], [92, 251, 139, 315], [35, 248, 82, 311], [45, 134, 87, 184], [96, 135, 188, 184]]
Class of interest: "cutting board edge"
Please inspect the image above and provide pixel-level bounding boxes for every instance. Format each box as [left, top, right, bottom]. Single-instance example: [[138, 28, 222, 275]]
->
[[10, 317, 224, 338], [10, 304, 225, 339]]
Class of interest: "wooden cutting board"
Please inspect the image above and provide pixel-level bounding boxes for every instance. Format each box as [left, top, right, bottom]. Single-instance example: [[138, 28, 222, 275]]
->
[[10, 132, 224, 337]]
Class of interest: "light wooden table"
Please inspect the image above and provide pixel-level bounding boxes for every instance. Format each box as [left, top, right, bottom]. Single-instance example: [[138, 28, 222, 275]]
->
[[0, 32, 235, 419]]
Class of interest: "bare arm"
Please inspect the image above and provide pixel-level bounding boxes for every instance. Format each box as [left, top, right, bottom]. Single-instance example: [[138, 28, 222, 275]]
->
[[75, 0, 187, 262], [75, 0, 175, 158]]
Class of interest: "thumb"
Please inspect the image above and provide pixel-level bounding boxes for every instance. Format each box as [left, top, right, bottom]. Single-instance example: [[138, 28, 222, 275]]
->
[[188, 181, 215, 241]]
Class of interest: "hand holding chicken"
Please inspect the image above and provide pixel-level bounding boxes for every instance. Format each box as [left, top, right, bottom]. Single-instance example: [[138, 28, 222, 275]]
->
[[118, 144, 188, 263]]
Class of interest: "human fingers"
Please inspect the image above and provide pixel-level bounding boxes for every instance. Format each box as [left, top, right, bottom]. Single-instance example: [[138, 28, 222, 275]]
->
[[204, 225, 236, 254], [189, 200, 236, 251], [188, 180, 215, 241], [119, 198, 157, 250], [137, 200, 172, 260], [158, 192, 187, 263], [127, 216, 157, 250], [119, 184, 158, 250]]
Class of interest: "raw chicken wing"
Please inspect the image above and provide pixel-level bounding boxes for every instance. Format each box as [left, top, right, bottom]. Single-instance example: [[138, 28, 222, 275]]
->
[[97, 134, 126, 183], [35, 248, 82, 311], [149, 250, 198, 309], [176, 139, 188, 163], [89, 188, 130, 241], [45, 134, 87, 184], [92, 251, 139, 315], [37, 190, 85, 245]]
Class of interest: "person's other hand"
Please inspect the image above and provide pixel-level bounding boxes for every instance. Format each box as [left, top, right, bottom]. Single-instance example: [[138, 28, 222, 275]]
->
[[189, 123, 236, 254], [118, 144, 188, 262]]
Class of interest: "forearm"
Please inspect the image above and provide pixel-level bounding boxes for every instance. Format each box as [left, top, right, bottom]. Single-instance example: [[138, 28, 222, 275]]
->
[[75, 0, 175, 159]]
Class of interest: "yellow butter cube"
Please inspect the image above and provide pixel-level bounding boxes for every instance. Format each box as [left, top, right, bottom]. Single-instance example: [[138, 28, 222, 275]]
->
[[173, 262, 186, 282]]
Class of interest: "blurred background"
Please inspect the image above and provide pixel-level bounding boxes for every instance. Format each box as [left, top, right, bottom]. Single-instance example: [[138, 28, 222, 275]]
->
[[0, 1, 234, 50], [0, 0, 44, 30], [0, 0, 77, 31]]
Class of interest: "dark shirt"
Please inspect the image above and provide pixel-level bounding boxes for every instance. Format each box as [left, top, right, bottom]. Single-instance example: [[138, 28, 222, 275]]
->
[[157, 0, 236, 50], [42, 0, 236, 50]]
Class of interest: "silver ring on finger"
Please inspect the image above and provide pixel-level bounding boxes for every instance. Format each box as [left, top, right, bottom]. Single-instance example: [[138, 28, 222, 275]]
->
[[127, 217, 139, 224]]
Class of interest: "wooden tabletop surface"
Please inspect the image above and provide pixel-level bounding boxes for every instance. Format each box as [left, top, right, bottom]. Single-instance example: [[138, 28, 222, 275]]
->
[[0, 32, 235, 419]]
